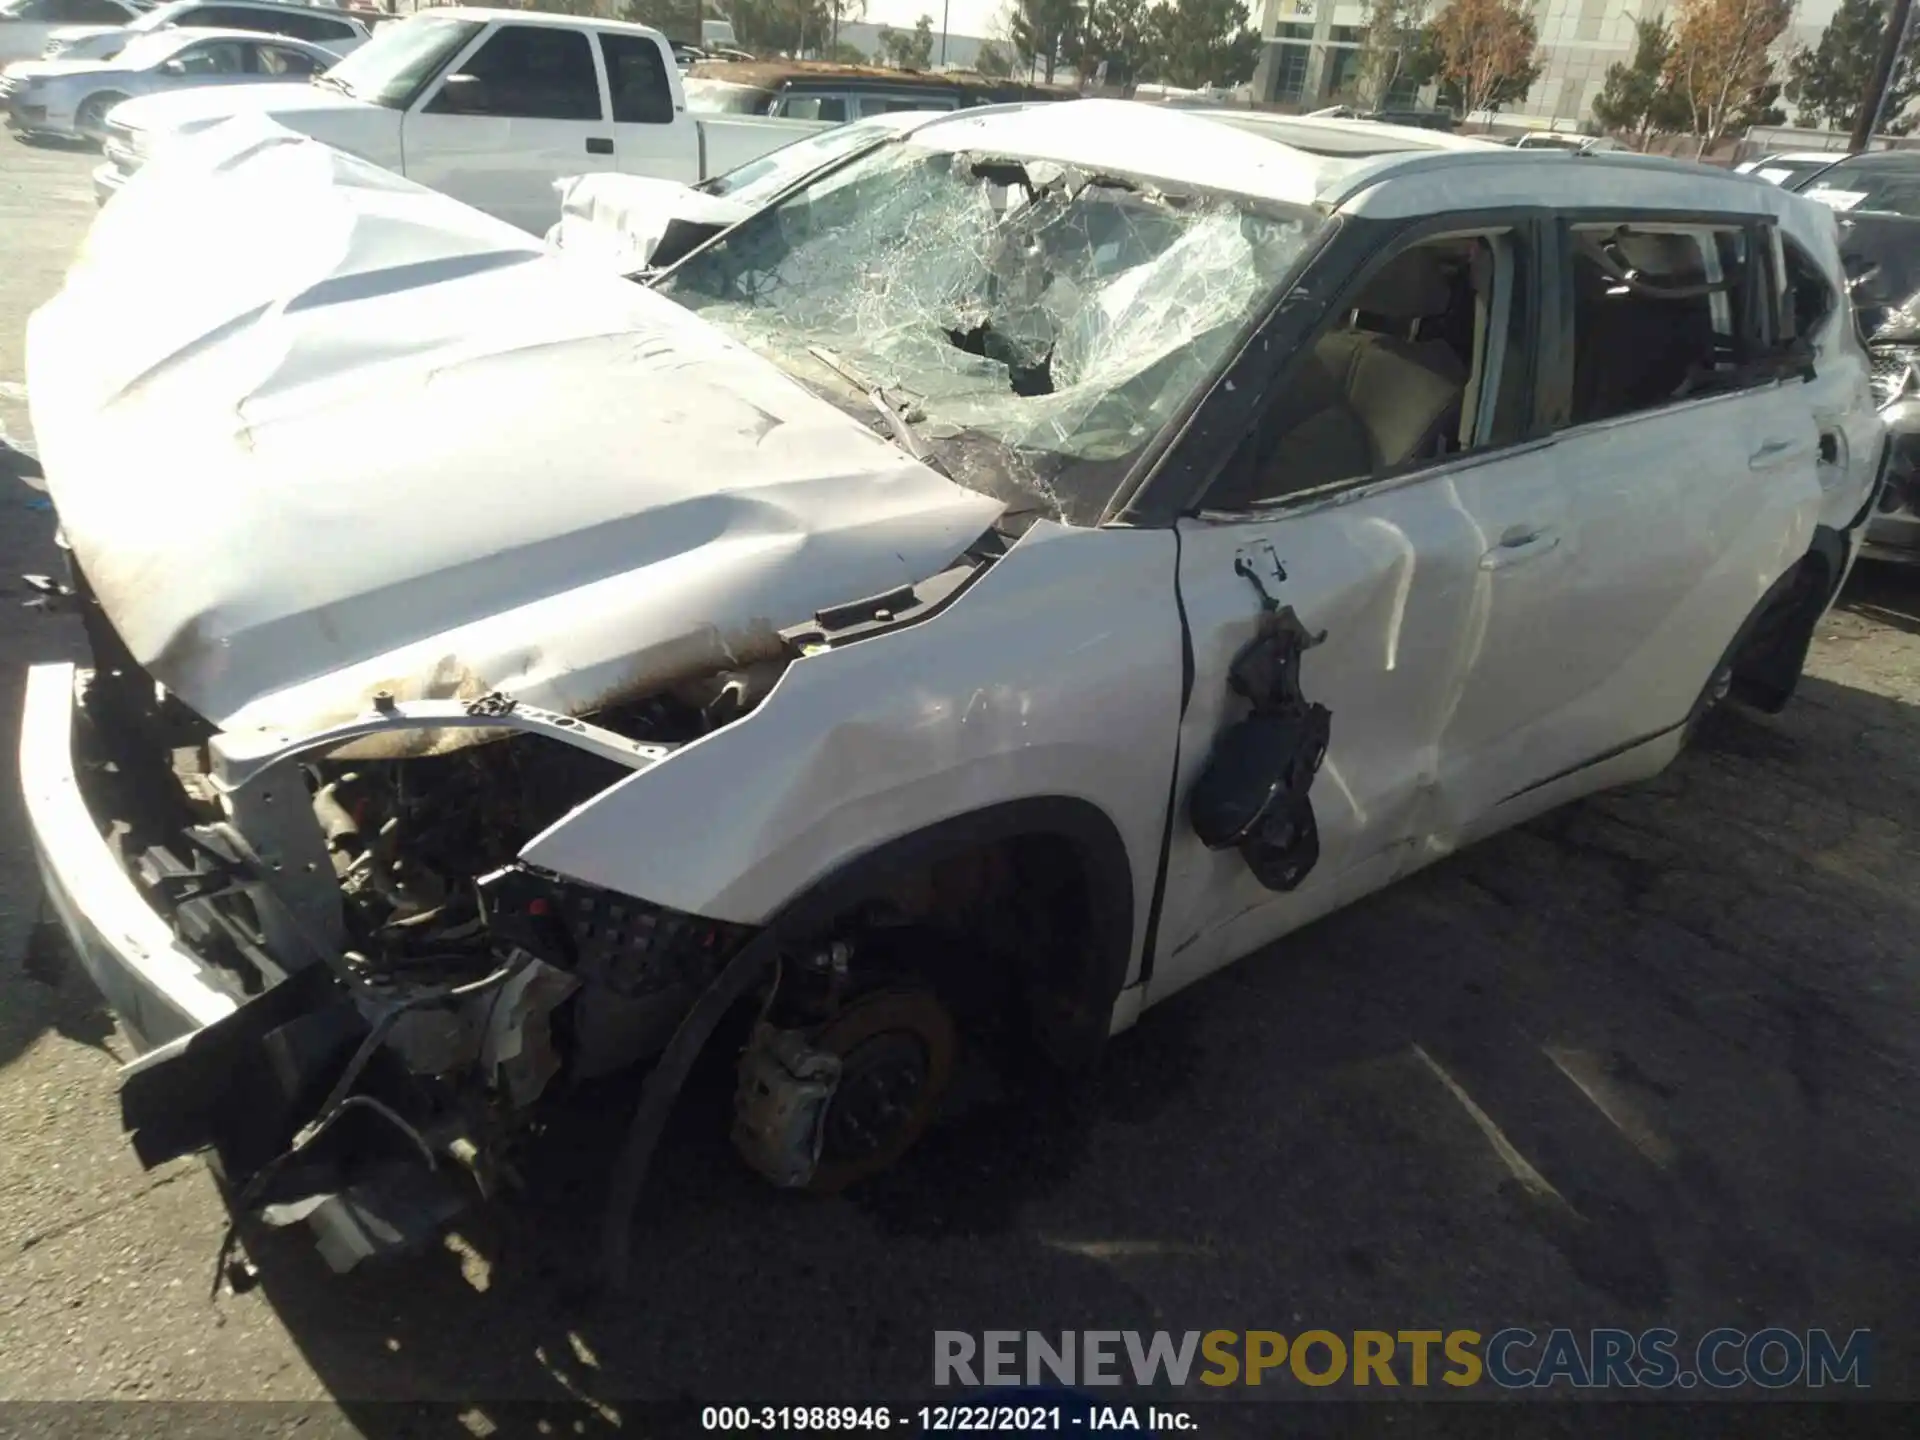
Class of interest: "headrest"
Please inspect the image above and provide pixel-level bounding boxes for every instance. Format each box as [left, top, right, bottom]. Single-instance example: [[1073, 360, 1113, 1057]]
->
[[1355, 247, 1454, 320], [1605, 230, 1705, 284]]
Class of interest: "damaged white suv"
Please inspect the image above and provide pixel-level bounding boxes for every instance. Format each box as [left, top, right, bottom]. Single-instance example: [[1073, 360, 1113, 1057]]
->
[[20, 103, 1883, 1277]]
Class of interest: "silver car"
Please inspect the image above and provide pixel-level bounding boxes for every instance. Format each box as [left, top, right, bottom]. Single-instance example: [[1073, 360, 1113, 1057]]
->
[[2, 24, 330, 139]]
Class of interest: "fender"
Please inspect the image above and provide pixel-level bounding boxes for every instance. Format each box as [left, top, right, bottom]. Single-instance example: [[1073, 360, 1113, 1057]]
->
[[765, 796, 1136, 1067], [517, 520, 1186, 999]]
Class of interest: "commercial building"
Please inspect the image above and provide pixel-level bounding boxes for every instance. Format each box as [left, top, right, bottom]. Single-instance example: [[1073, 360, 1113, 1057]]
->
[[1248, 0, 1677, 131]]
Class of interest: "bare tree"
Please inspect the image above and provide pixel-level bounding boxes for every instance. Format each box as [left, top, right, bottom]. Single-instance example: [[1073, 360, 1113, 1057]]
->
[[1667, 0, 1793, 155]]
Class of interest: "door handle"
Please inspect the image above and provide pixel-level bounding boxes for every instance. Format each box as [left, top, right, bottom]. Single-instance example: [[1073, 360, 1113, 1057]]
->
[[585, 136, 612, 155], [1480, 525, 1560, 571], [1748, 437, 1801, 470]]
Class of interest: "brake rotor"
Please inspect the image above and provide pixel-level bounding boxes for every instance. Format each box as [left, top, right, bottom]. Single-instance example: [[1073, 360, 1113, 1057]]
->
[[805, 988, 957, 1195]]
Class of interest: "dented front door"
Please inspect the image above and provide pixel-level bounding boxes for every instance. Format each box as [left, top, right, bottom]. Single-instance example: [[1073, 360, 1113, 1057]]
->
[[1149, 456, 1537, 1006]]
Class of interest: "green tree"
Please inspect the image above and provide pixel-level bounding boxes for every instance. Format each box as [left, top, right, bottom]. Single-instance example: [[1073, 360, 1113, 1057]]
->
[[1410, 0, 1539, 121], [822, 39, 866, 61], [1666, 0, 1792, 153], [1007, 0, 1080, 82], [1787, 0, 1920, 134], [1358, 0, 1430, 109], [1143, 0, 1259, 89], [1590, 16, 1689, 145], [1070, 0, 1152, 88], [975, 37, 1015, 76], [880, 14, 936, 68]]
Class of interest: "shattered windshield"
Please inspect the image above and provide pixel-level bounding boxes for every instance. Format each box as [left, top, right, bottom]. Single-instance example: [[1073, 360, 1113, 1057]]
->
[[655, 140, 1325, 525]]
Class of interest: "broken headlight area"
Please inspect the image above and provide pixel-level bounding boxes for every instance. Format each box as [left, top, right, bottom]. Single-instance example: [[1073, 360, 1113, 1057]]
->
[[113, 847, 754, 1273], [68, 636, 762, 1269]]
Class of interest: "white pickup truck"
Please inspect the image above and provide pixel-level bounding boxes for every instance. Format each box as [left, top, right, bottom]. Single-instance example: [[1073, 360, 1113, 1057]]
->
[[92, 6, 833, 232]]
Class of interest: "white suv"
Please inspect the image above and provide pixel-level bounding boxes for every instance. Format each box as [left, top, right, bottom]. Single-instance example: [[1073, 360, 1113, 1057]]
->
[[42, 0, 365, 62], [20, 103, 1884, 1275]]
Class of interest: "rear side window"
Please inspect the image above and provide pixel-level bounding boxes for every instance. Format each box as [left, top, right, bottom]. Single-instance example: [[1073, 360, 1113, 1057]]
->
[[856, 93, 955, 117], [1780, 237, 1835, 342], [429, 23, 602, 122], [188, 6, 270, 30], [1563, 223, 1776, 428], [270, 12, 360, 44], [600, 31, 673, 124], [64, 0, 132, 21], [776, 93, 847, 122]]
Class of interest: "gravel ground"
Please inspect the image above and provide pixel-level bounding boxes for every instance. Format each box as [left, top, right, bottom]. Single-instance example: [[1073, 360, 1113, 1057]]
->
[[1, 134, 1917, 1435]]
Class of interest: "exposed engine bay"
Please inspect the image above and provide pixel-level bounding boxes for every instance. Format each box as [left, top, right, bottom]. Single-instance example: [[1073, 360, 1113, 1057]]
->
[[64, 542, 998, 1275]]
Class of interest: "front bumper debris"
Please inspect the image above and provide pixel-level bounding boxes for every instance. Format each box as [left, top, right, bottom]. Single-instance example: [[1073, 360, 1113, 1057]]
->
[[21, 663, 240, 1049], [18, 661, 665, 1272]]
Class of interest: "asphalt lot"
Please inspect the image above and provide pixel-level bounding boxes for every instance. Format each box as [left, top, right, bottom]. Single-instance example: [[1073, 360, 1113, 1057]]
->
[[3, 133, 1920, 1432]]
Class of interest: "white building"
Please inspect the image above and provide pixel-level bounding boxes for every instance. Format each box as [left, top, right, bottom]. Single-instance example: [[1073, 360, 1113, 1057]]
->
[[1249, 0, 1713, 131]]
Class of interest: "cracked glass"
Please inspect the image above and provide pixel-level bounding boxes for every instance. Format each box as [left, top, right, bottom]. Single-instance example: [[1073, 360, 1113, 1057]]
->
[[655, 141, 1326, 525]]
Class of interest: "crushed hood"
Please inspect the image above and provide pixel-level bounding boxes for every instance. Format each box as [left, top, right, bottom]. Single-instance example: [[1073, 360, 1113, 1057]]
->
[[28, 117, 1004, 743], [548, 172, 753, 274]]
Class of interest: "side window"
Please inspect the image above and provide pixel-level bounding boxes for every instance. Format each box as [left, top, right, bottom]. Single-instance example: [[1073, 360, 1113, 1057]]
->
[[856, 94, 957, 117], [1780, 236, 1836, 343], [777, 93, 848, 122], [66, 0, 133, 22], [600, 32, 673, 124], [1205, 229, 1536, 510], [307, 17, 360, 45], [190, 6, 275, 31], [1565, 222, 1772, 428], [172, 39, 248, 75], [427, 24, 603, 122], [255, 43, 320, 77]]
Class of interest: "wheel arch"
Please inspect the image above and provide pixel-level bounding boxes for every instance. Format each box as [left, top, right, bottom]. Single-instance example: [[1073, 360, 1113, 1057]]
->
[[1728, 523, 1847, 714], [763, 795, 1137, 1068]]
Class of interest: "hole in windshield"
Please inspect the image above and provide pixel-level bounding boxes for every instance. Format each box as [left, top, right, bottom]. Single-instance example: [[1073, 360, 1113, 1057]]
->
[[655, 143, 1324, 525]]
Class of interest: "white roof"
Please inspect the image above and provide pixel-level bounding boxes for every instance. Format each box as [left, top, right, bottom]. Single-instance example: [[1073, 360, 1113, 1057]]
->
[[435, 6, 664, 38], [904, 99, 1344, 207], [1213, 111, 1503, 157]]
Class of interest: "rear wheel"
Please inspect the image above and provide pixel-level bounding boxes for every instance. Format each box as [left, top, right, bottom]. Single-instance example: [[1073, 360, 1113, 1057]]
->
[[75, 92, 125, 145]]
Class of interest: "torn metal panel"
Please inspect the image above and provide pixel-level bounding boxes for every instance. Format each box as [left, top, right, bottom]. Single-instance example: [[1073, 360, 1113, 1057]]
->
[[27, 117, 1005, 748], [549, 172, 755, 274]]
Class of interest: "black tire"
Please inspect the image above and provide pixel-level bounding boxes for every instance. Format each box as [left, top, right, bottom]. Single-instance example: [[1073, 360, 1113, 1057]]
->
[[75, 92, 125, 145]]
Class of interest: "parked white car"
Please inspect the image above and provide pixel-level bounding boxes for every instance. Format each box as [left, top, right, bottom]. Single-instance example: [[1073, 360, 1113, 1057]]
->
[[1735, 150, 1845, 188], [20, 102, 1882, 1274], [91, 6, 835, 232], [3, 26, 336, 140], [548, 107, 951, 274], [39, 0, 366, 63], [0, 0, 143, 64]]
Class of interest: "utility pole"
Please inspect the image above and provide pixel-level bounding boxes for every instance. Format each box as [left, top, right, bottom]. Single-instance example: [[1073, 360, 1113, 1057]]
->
[[1851, 0, 1916, 151], [940, 0, 949, 66]]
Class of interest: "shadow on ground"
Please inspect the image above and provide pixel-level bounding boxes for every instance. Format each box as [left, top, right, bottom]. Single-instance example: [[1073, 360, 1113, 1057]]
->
[[200, 670, 1920, 1432]]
